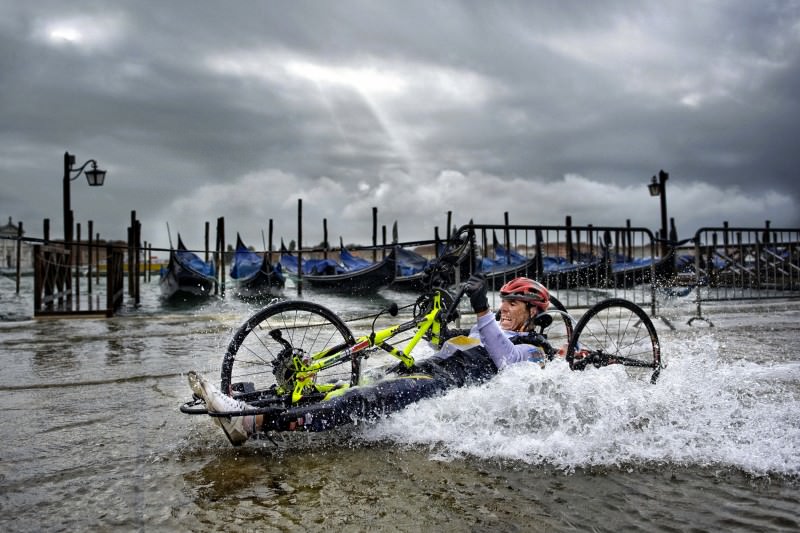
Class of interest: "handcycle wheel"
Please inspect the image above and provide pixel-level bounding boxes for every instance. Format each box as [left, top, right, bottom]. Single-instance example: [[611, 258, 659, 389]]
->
[[565, 298, 661, 384], [543, 294, 573, 353], [221, 300, 358, 400]]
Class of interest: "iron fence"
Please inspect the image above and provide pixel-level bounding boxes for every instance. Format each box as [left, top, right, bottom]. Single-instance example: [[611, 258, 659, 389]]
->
[[685, 225, 800, 325]]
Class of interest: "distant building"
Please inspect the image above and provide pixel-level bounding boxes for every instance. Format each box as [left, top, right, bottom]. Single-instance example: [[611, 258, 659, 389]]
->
[[0, 217, 32, 271]]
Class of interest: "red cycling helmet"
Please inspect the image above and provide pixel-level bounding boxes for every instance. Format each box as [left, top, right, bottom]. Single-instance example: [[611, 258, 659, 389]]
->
[[499, 277, 550, 313]]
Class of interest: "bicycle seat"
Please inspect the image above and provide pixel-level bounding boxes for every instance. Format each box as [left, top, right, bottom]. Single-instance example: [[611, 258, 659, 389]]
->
[[533, 313, 553, 329]]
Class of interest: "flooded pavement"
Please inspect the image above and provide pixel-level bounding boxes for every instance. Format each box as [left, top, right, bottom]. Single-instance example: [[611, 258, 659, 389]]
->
[[1, 276, 798, 531]]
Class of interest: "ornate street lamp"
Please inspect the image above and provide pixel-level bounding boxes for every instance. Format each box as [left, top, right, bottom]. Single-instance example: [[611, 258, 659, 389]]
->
[[648, 176, 661, 196], [648, 170, 669, 257], [63, 151, 106, 245]]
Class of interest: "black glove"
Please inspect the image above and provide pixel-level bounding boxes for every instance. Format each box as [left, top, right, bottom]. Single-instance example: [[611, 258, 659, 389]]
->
[[464, 273, 489, 313]]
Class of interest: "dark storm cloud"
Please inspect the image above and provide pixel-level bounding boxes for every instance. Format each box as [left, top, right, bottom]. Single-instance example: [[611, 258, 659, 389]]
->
[[1, 0, 798, 250]]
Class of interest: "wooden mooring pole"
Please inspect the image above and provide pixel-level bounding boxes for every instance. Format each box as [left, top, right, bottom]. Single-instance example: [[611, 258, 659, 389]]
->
[[268, 218, 274, 263], [297, 198, 303, 295], [323, 218, 329, 259], [15, 220, 23, 294], [216, 216, 225, 297], [372, 207, 378, 262]]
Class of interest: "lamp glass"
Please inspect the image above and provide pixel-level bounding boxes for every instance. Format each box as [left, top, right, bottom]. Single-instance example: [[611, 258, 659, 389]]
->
[[648, 181, 660, 196], [85, 168, 106, 186]]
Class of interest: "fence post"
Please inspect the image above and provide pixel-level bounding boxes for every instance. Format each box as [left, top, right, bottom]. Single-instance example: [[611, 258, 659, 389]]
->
[[33, 245, 42, 312], [95, 232, 100, 287], [75, 222, 81, 310], [504, 212, 511, 265], [135, 217, 142, 305], [534, 229, 543, 280], [87, 221, 93, 297], [15, 221, 22, 294]]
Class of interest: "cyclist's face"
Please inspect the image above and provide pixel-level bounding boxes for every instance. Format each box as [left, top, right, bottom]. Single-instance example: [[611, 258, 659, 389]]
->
[[499, 299, 532, 331]]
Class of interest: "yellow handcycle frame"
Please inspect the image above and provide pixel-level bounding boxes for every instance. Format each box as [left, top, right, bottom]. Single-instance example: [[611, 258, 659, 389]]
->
[[283, 289, 452, 404]]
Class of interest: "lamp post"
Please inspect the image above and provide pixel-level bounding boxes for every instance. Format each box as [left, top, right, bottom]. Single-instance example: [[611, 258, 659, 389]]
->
[[648, 169, 669, 257], [63, 151, 106, 245]]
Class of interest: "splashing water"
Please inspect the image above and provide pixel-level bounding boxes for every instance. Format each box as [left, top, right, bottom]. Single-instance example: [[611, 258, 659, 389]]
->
[[363, 332, 800, 476]]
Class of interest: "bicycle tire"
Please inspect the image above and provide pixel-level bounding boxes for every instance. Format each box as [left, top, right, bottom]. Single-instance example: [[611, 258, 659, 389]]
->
[[565, 298, 662, 384], [544, 294, 574, 353], [221, 300, 358, 400]]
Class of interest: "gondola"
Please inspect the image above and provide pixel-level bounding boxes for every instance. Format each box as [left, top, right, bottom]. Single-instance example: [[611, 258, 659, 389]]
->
[[298, 248, 397, 294], [159, 235, 216, 300], [475, 251, 604, 290], [480, 256, 540, 290], [539, 256, 603, 288], [338, 246, 373, 271], [610, 246, 691, 288], [279, 245, 345, 277], [388, 246, 431, 291], [229, 233, 285, 299]]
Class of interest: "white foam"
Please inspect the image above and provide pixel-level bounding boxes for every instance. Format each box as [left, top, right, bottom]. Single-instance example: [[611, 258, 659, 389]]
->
[[362, 334, 800, 475]]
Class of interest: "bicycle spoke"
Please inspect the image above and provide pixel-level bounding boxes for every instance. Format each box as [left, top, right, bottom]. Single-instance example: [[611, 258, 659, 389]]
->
[[222, 301, 357, 396], [567, 298, 661, 383]]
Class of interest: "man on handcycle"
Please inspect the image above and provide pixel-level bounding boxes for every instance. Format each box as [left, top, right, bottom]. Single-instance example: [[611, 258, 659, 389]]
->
[[464, 274, 552, 368], [188, 274, 555, 446]]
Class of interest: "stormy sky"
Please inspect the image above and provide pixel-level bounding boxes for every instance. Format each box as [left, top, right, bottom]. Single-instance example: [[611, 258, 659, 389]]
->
[[1, 0, 798, 255]]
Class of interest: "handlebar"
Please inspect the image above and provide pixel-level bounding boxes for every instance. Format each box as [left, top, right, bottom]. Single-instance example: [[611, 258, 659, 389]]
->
[[422, 225, 475, 292]]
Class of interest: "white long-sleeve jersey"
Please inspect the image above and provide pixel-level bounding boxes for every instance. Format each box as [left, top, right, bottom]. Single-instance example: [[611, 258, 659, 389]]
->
[[469, 312, 544, 370]]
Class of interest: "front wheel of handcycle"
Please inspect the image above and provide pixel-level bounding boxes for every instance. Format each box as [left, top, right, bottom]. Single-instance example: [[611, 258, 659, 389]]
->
[[220, 300, 358, 401], [565, 298, 662, 384]]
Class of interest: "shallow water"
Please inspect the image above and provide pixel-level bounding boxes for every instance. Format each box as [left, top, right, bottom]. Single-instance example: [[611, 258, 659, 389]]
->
[[0, 275, 798, 532]]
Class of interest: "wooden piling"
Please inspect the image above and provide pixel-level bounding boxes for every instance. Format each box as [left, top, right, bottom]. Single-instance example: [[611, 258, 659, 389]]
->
[[565, 216, 574, 263], [297, 198, 303, 294], [323, 218, 329, 259], [268, 218, 274, 264], [15, 221, 23, 294], [372, 207, 378, 262], [204, 221, 210, 263], [215, 216, 225, 297], [625, 219, 632, 260]]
